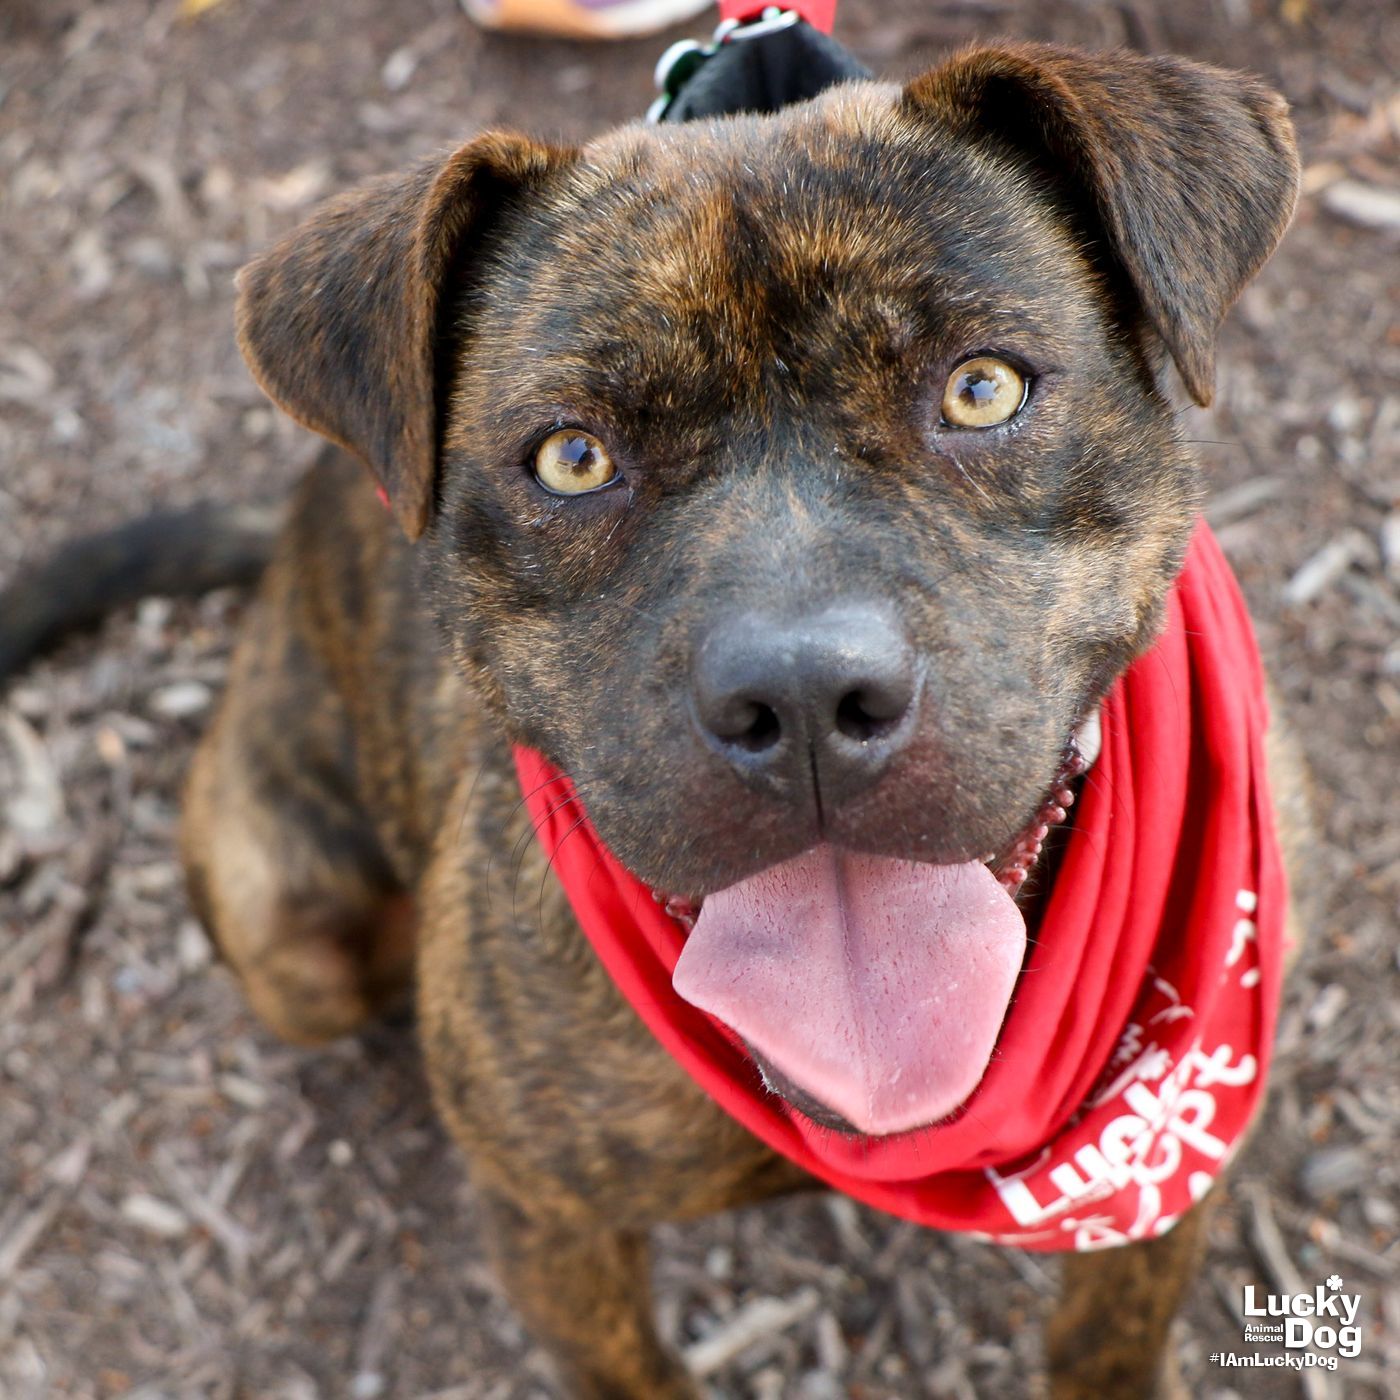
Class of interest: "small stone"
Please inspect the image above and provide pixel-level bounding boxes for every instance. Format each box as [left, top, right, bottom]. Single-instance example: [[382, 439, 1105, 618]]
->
[[705, 1245, 733, 1279], [381, 46, 418, 92], [327, 1139, 354, 1167], [136, 596, 173, 635], [121, 1193, 189, 1238], [1362, 1194, 1398, 1231], [94, 726, 127, 766], [1326, 396, 1365, 435], [149, 681, 212, 718]]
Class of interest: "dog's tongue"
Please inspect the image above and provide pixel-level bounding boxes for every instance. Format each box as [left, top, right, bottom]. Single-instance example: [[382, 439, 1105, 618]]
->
[[672, 846, 1025, 1137]]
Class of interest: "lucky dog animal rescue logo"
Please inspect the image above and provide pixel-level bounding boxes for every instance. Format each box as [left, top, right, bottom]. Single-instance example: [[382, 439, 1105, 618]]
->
[[1212, 1273, 1363, 1372]]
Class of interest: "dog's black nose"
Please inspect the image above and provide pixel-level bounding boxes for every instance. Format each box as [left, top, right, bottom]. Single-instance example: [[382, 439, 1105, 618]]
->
[[691, 603, 919, 806]]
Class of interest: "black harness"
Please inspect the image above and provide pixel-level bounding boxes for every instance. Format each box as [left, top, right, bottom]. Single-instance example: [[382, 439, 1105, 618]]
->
[[652, 9, 869, 126]]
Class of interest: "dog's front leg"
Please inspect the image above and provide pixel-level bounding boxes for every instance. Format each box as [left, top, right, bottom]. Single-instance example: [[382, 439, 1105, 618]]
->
[[1044, 1191, 1214, 1400], [477, 1189, 698, 1400]]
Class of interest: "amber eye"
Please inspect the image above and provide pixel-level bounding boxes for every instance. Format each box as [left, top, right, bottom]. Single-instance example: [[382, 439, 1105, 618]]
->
[[533, 430, 618, 495], [941, 356, 1027, 428]]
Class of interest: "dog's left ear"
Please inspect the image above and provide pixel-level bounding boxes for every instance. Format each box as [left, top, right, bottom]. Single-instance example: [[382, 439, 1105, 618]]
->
[[903, 45, 1299, 405], [236, 133, 576, 539]]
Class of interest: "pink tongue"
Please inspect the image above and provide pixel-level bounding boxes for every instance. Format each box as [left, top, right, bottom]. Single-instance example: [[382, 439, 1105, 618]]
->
[[672, 845, 1026, 1137]]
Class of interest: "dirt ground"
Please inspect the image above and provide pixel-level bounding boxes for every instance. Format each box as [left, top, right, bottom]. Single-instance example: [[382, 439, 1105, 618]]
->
[[1, 0, 1397, 1396]]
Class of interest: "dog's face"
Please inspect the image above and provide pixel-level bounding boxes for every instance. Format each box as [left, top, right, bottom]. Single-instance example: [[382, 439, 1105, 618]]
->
[[238, 45, 1297, 1134], [429, 94, 1197, 897]]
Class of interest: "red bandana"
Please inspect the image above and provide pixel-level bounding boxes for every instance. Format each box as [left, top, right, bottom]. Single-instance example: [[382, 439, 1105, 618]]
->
[[513, 524, 1287, 1251]]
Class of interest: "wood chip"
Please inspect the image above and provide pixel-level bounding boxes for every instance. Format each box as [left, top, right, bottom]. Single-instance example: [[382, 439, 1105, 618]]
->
[[684, 1289, 820, 1376], [1, 710, 65, 834], [1282, 529, 1377, 605], [120, 1193, 189, 1239], [352, 1272, 400, 1397], [1244, 1183, 1306, 1296], [154, 1153, 251, 1276], [148, 681, 213, 719], [1321, 179, 1400, 232], [0, 1190, 68, 1280], [1380, 513, 1400, 584], [1243, 1187, 1333, 1400], [1298, 1146, 1370, 1201], [381, 48, 419, 93], [1300, 161, 1347, 196], [1207, 476, 1285, 526]]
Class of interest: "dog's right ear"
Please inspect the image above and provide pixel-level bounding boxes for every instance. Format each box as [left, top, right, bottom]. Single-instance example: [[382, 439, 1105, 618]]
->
[[236, 133, 576, 540]]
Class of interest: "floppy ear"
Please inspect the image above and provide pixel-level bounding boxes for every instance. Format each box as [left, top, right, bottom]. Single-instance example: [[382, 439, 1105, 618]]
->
[[903, 44, 1299, 405], [236, 133, 576, 539]]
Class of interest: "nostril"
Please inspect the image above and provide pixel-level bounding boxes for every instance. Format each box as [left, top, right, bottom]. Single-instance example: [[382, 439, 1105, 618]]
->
[[701, 689, 785, 754], [835, 685, 911, 743], [728, 701, 782, 753]]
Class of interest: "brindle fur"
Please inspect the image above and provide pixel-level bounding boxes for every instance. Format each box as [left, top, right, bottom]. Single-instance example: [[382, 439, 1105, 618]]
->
[[178, 44, 1302, 1398]]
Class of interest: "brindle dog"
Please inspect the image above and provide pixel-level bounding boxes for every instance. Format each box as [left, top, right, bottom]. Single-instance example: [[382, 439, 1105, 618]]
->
[[171, 41, 1300, 1398]]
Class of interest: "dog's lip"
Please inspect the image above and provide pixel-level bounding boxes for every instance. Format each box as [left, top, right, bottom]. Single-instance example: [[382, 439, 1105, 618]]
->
[[653, 707, 1101, 919], [982, 724, 1092, 892]]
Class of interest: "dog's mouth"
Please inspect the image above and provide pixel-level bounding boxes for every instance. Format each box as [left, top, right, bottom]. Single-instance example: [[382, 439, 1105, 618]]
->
[[661, 710, 1100, 1140]]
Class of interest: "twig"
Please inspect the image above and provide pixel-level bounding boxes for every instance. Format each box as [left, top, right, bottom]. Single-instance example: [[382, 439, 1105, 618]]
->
[[683, 1288, 820, 1377]]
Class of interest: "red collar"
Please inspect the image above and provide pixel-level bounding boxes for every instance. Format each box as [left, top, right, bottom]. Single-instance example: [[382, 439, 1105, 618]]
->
[[513, 523, 1287, 1251]]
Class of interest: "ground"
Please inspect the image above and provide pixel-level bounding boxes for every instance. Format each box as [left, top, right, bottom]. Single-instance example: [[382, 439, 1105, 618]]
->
[[1, 0, 1397, 1397]]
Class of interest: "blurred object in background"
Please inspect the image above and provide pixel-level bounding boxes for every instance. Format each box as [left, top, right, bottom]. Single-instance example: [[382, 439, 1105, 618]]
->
[[461, 0, 714, 39]]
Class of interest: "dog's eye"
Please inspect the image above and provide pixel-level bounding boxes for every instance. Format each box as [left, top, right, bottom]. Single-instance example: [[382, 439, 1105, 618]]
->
[[941, 357, 1027, 429], [533, 430, 618, 495]]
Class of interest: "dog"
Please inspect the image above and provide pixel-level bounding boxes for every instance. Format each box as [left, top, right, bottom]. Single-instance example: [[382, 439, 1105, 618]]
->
[[4, 41, 1306, 1398]]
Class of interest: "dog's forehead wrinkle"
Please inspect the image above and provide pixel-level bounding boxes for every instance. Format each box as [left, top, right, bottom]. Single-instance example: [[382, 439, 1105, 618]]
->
[[487, 127, 1105, 409]]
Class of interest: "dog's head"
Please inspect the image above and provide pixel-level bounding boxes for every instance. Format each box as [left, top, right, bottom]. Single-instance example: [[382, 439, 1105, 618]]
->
[[237, 44, 1297, 1135]]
